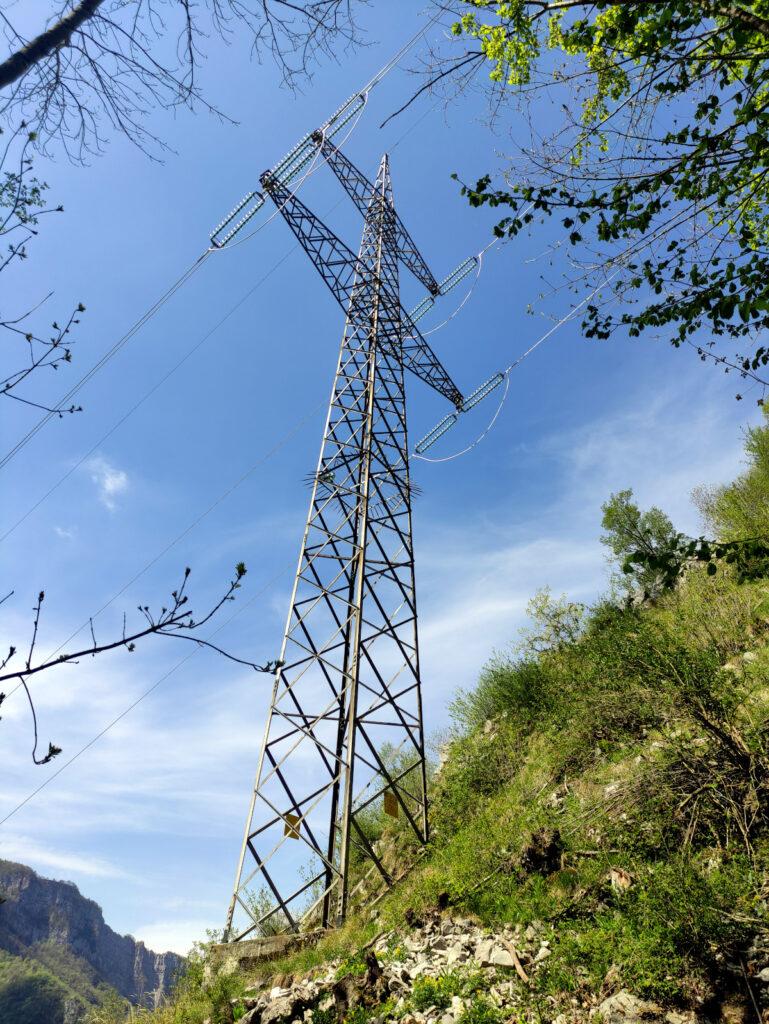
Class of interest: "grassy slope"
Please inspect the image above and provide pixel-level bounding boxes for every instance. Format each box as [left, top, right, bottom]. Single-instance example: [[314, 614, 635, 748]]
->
[[374, 567, 769, 1010], [114, 562, 769, 1024]]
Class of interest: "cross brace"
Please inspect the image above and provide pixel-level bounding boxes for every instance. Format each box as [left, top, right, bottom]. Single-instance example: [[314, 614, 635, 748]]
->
[[260, 169, 463, 409], [313, 133, 441, 297]]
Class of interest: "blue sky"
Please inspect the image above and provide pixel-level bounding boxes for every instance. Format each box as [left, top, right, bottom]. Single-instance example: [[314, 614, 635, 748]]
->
[[0, 2, 762, 954]]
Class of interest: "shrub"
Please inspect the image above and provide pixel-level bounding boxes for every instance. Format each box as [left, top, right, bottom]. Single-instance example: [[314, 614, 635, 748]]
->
[[409, 972, 464, 1011], [694, 407, 769, 542], [334, 952, 369, 981], [449, 656, 559, 734], [539, 854, 755, 1000], [457, 996, 503, 1024]]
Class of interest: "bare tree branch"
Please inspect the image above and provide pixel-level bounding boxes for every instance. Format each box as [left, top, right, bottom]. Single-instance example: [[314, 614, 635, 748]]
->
[[1, 565, 284, 765], [0, 126, 87, 415], [379, 50, 483, 129], [0, 0, 367, 159], [0, 0, 107, 90]]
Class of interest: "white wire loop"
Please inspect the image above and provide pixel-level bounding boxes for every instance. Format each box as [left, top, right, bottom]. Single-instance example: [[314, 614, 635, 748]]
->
[[413, 372, 511, 464], [419, 251, 484, 337], [411, 260, 624, 464]]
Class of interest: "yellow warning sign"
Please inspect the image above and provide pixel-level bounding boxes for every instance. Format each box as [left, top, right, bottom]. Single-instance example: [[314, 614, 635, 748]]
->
[[284, 813, 301, 839], [384, 791, 399, 818]]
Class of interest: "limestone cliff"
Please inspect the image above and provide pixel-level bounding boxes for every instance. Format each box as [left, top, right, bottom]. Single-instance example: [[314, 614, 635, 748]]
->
[[0, 859, 184, 1016]]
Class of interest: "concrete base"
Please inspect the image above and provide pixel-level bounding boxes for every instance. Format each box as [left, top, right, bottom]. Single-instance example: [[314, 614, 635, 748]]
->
[[207, 931, 324, 979]]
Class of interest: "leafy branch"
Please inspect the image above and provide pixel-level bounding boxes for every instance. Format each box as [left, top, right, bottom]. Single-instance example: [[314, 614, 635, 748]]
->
[[448, 0, 769, 391], [624, 535, 769, 597]]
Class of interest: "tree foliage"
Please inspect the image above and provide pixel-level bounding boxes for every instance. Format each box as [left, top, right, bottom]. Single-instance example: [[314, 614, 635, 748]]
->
[[603, 421, 769, 597], [0, 951, 75, 1024], [695, 405, 769, 539], [518, 586, 586, 653], [451, 0, 769, 389], [600, 489, 678, 597]]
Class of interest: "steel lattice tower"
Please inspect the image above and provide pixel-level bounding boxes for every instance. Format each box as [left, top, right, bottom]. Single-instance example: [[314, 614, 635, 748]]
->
[[224, 143, 463, 940]]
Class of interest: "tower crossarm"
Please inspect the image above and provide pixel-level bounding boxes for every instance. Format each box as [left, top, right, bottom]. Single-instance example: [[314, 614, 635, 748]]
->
[[312, 134, 441, 297], [261, 174, 463, 408], [398, 306, 463, 408]]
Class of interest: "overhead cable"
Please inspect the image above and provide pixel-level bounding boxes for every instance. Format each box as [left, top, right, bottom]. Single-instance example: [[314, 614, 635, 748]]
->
[[1, 91, 462, 706], [0, 11, 443, 473], [0, 254, 211, 472]]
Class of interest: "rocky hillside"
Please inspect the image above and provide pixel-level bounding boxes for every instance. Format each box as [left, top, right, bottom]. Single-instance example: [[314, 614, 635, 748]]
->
[[219, 911, 769, 1024], [0, 860, 184, 1022]]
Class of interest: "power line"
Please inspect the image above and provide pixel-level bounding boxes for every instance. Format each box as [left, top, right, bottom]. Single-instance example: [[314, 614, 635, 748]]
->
[[0, 245, 300, 544], [413, 271, 621, 463], [0, 14, 443, 474], [0, 91, 446, 545], [0, 71, 462, 828], [0, 255, 211, 473], [1, 397, 325, 706]]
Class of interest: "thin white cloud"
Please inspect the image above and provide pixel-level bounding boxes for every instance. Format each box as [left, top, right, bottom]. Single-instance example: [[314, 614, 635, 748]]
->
[[415, 378, 752, 715], [539, 375, 750, 533], [133, 919, 218, 956], [0, 654, 268, 840], [54, 525, 76, 540], [0, 834, 135, 881], [85, 454, 129, 511]]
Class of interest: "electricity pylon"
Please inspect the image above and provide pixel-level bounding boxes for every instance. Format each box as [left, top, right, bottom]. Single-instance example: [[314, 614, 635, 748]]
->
[[224, 144, 463, 940]]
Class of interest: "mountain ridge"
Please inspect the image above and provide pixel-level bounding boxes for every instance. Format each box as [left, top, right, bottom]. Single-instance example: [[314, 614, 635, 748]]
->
[[0, 859, 184, 1022]]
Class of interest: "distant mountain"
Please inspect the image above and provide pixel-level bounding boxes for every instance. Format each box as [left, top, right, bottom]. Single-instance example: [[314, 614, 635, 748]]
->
[[0, 860, 185, 1023]]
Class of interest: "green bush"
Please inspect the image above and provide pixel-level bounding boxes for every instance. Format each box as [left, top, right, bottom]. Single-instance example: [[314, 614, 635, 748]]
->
[[449, 656, 558, 733], [344, 1007, 371, 1024], [409, 972, 464, 1011], [695, 407, 769, 541], [456, 996, 503, 1024], [87, 946, 249, 1024], [334, 952, 369, 981], [539, 854, 755, 1000]]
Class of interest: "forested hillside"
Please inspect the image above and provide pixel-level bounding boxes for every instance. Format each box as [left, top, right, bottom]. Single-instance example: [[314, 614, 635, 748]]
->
[[91, 417, 769, 1023]]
